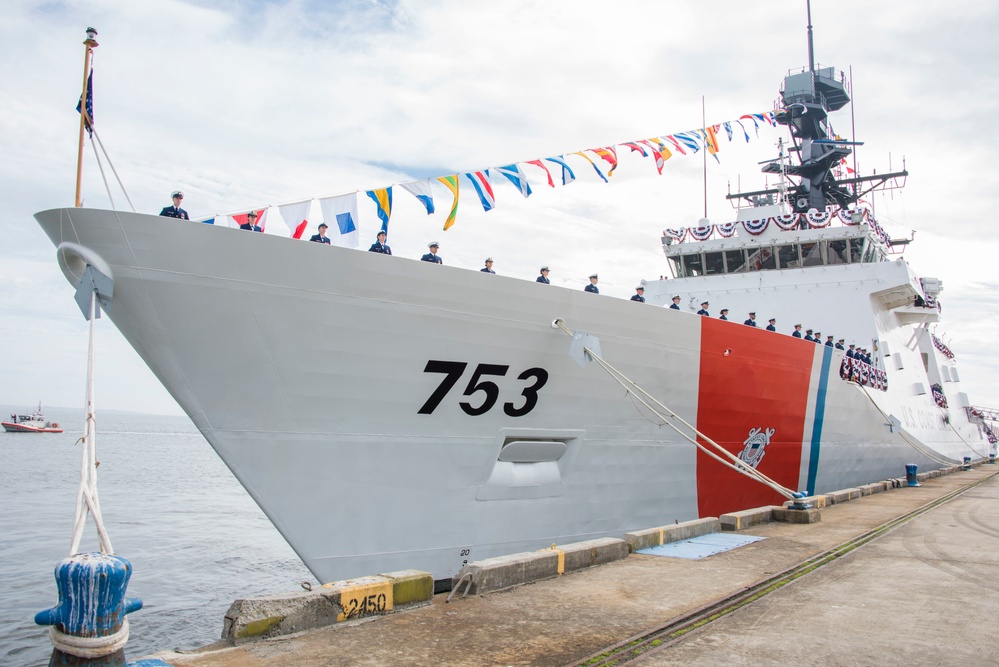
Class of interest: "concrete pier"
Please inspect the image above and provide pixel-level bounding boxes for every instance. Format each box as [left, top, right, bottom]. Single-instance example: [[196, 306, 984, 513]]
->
[[149, 465, 999, 666]]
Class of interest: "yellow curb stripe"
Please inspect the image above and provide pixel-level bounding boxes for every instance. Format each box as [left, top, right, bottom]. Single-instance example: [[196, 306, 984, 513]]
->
[[336, 581, 393, 622]]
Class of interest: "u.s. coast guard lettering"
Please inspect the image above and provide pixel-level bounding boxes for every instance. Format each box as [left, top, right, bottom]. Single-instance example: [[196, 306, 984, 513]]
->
[[418, 360, 549, 416], [738, 427, 775, 468]]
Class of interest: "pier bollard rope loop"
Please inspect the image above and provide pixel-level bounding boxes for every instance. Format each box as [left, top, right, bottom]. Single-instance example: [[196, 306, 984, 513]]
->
[[48, 619, 130, 659], [35, 287, 143, 660]]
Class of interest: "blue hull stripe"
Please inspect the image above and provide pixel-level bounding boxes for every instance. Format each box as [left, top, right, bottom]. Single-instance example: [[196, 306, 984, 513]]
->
[[806, 346, 833, 495]]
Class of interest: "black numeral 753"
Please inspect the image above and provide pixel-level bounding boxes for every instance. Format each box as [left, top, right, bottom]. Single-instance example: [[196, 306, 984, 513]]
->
[[418, 360, 549, 417]]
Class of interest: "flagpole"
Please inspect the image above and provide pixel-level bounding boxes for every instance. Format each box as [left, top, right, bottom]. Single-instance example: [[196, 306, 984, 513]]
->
[[75, 27, 99, 208]]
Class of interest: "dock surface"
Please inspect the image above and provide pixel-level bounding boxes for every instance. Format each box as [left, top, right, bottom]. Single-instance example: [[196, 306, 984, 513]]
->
[[152, 466, 999, 666]]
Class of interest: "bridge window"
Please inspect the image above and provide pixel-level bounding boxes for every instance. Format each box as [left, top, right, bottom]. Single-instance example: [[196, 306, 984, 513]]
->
[[850, 238, 864, 263], [801, 242, 823, 267], [778, 244, 801, 268], [828, 239, 848, 264], [682, 253, 703, 277], [705, 251, 725, 275], [725, 249, 747, 273], [760, 246, 777, 270]]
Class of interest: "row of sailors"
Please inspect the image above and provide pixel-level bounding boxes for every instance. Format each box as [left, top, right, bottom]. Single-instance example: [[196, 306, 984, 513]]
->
[[671, 297, 877, 357], [157, 204, 870, 363]]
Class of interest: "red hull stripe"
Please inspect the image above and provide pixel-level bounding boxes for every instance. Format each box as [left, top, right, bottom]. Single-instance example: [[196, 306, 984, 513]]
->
[[695, 320, 816, 516]]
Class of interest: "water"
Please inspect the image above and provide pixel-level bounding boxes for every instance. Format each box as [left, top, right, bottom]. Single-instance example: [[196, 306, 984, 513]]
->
[[0, 406, 313, 666]]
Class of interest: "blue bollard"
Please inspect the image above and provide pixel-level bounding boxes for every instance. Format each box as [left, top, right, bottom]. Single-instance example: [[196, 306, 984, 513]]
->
[[962, 456, 972, 471], [905, 463, 921, 487], [786, 490, 812, 510], [989, 453, 996, 465], [35, 552, 142, 665]]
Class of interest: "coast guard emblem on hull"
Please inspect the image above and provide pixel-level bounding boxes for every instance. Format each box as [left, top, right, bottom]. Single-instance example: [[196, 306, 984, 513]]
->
[[739, 427, 775, 468]]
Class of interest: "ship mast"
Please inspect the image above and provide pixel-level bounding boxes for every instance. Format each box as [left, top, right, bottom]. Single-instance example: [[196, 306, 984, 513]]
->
[[727, 1, 906, 212], [75, 27, 98, 208]]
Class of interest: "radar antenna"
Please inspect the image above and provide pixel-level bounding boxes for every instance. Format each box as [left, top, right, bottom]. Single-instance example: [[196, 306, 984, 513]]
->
[[727, 0, 907, 212]]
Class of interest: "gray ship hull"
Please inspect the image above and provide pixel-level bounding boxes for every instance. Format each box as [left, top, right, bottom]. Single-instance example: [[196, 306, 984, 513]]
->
[[34, 207, 987, 584]]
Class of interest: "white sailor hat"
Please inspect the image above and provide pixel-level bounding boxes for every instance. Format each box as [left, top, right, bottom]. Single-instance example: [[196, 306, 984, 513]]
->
[[428, 241, 439, 248], [589, 273, 598, 279], [636, 286, 645, 291], [485, 258, 493, 263]]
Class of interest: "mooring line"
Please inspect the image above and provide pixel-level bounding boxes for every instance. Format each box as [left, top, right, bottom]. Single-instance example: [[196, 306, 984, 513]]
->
[[568, 468, 999, 667]]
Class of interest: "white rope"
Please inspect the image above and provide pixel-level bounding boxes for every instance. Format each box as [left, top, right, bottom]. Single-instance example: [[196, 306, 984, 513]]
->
[[49, 619, 129, 658], [89, 124, 136, 213], [88, 135, 117, 212], [946, 420, 990, 460], [553, 319, 798, 500], [69, 291, 113, 556], [854, 383, 960, 467]]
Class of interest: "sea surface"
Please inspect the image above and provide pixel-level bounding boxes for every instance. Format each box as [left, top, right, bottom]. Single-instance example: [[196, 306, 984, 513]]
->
[[0, 406, 313, 666]]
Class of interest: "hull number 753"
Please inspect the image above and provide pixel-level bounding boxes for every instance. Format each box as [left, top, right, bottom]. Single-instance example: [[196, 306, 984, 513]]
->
[[418, 360, 549, 417]]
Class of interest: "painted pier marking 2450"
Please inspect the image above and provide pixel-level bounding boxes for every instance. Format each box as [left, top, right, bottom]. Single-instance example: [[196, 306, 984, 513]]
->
[[418, 361, 549, 417]]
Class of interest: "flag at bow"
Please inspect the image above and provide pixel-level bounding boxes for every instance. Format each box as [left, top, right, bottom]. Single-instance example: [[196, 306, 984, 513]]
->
[[572, 151, 608, 183], [436, 175, 459, 230], [496, 164, 533, 198], [639, 138, 672, 174], [544, 156, 576, 185], [278, 200, 311, 239], [232, 208, 268, 232], [590, 147, 618, 176], [318, 193, 359, 247], [525, 159, 555, 188], [366, 187, 393, 235], [703, 126, 721, 163], [76, 69, 94, 138], [400, 180, 435, 215], [465, 170, 495, 212]]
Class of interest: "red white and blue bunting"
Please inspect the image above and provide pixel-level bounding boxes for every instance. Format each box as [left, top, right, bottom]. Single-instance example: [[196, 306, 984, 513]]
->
[[716, 222, 737, 238], [839, 357, 888, 392], [931, 383, 948, 408], [805, 209, 832, 228], [932, 334, 955, 360], [688, 225, 713, 241], [665, 228, 687, 243], [773, 212, 799, 231], [662, 205, 892, 244]]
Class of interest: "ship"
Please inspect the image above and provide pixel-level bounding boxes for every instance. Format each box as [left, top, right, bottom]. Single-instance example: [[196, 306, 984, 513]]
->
[[34, 18, 996, 589], [2, 403, 63, 433]]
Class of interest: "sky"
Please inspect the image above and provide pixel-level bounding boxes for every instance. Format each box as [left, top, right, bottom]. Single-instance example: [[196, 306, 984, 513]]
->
[[2, 0, 998, 416]]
